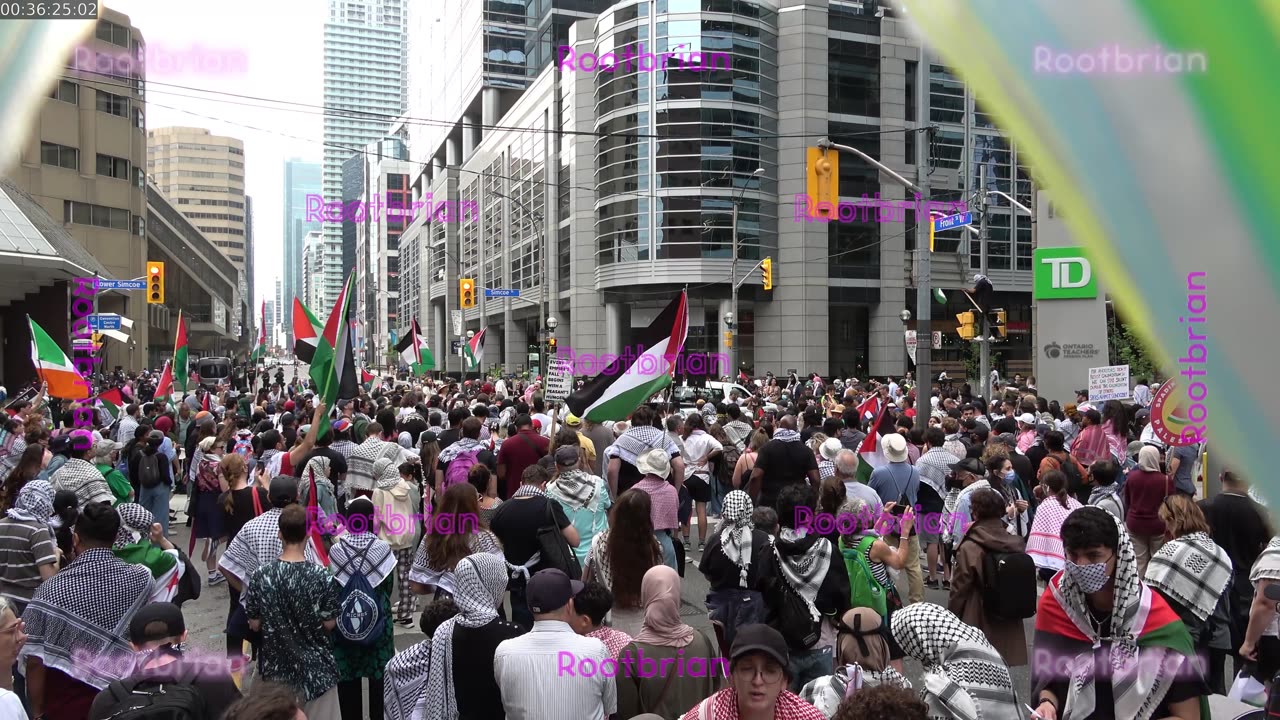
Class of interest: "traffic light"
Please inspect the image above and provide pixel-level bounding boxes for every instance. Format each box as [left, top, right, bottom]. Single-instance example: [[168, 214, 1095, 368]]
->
[[724, 331, 733, 348], [805, 147, 839, 220], [459, 278, 475, 308], [956, 311, 977, 340], [147, 262, 165, 304], [547, 337, 557, 352], [761, 257, 773, 290], [993, 309, 1008, 338]]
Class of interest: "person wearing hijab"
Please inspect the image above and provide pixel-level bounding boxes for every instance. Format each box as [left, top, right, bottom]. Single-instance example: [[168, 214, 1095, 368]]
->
[[371, 458, 423, 627], [112, 503, 184, 603], [1032, 507, 1208, 720], [890, 603, 1021, 720], [299, 454, 339, 531], [420, 552, 524, 720], [328, 497, 397, 719], [681, 624, 825, 720], [798, 607, 911, 717], [547, 445, 612, 565], [90, 440, 131, 505], [617, 565, 721, 718], [0, 480, 58, 615], [1123, 445, 1173, 577], [703, 490, 775, 649]]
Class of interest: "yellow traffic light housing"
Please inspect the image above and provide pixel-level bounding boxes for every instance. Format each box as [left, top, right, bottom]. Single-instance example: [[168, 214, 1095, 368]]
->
[[805, 147, 839, 220], [548, 337, 557, 351], [147, 262, 165, 304], [724, 331, 733, 348], [761, 257, 773, 290], [956, 311, 976, 340], [994, 309, 1008, 338], [459, 278, 475, 309]]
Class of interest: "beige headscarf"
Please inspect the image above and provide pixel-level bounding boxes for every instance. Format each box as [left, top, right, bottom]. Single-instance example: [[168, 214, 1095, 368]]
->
[[633, 565, 696, 648], [1137, 445, 1163, 472]]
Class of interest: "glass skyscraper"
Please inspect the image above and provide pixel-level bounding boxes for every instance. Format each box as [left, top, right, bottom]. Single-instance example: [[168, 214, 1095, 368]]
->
[[282, 158, 321, 347]]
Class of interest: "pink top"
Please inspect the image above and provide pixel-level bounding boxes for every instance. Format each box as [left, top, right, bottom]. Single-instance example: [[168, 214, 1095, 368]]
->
[[632, 476, 681, 531], [1026, 495, 1083, 571]]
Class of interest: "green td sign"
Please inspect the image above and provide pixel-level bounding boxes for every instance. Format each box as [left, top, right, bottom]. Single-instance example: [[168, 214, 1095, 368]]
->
[[1033, 247, 1097, 300]]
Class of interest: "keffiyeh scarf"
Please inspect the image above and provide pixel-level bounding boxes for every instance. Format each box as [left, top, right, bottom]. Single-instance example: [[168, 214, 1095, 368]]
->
[[606, 425, 678, 467], [52, 457, 114, 509], [1250, 537, 1280, 583], [719, 490, 754, 588], [774, 528, 832, 622], [373, 457, 401, 490], [113, 503, 154, 549], [8, 479, 53, 522], [684, 687, 827, 720], [330, 530, 396, 587], [348, 437, 404, 494], [547, 469, 601, 511], [438, 437, 484, 465], [1036, 512, 1207, 720], [18, 547, 153, 690], [220, 508, 321, 592], [384, 640, 432, 720], [422, 553, 510, 720], [774, 428, 802, 443], [1145, 532, 1233, 622], [890, 603, 1021, 720]]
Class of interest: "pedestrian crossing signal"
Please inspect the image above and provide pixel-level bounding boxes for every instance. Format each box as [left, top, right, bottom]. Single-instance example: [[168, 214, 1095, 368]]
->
[[993, 309, 1007, 338], [147, 262, 165, 304], [956, 311, 977, 340]]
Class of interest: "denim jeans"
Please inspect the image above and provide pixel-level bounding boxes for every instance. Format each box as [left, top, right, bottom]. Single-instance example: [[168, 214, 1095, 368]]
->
[[139, 483, 171, 534], [788, 646, 833, 693], [657, 531, 677, 572], [510, 583, 533, 630]]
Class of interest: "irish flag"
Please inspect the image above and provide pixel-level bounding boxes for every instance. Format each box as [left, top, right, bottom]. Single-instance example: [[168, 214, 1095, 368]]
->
[[464, 328, 486, 370], [566, 292, 688, 422], [28, 317, 89, 399], [293, 297, 323, 364], [173, 311, 189, 394], [854, 404, 888, 484], [309, 274, 357, 439]]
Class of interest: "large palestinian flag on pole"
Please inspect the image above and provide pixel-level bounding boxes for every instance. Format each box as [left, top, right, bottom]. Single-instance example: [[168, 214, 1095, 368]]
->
[[309, 274, 358, 439], [153, 360, 174, 405], [854, 404, 888, 484], [396, 318, 435, 373], [293, 297, 323, 364], [464, 328, 486, 370], [251, 301, 266, 363], [27, 317, 89, 399], [566, 292, 688, 422], [173, 311, 189, 395], [97, 387, 125, 423]]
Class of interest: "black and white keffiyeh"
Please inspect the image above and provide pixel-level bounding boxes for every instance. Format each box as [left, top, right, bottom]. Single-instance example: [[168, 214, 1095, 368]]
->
[[373, 457, 402, 490], [8, 479, 53, 523], [113, 503, 154, 549], [606, 425, 678, 467], [890, 603, 1021, 720], [348, 437, 404, 494], [1145, 531, 1233, 622], [421, 552, 511, 720], [1249, 536, 1280, 584], [17, 547, 154, 690], [774, 528, 832, 622], [384, 639, 433, 720], [51, 457, 114, 509], [720, 490, 754, 588], [773, 429, 802, 443], [330, 530, 396, 588], [547, 469, 601, 511], [220, 508, 321, 593], [438, 437, 484, 465]]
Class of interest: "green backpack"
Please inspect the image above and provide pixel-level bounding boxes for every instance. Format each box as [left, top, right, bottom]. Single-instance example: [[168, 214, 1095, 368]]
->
[[839, 535, 888, 617]]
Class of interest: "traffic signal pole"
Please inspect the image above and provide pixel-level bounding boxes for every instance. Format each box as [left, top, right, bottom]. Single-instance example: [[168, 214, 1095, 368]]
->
[[979, 165, 991, 402]]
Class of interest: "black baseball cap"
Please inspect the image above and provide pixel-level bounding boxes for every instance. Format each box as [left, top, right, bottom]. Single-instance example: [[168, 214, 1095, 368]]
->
[[268, 475, 299, 506], [948, 457, 984, 475], [129, 602, 185, 644], [526, 568, 584, 614], [730, 624, 790, 669]]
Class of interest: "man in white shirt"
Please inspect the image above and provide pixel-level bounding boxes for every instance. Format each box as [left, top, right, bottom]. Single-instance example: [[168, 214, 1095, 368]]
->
[[494, 569, 616, 720]]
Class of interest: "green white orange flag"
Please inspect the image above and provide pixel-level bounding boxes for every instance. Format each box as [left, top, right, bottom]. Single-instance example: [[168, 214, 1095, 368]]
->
[[173, 311, 189, 394], [27, 316, 89, 399], [309, 274, 358, 439], [464, 328, 486, 370], [565, 292, 688, 422]]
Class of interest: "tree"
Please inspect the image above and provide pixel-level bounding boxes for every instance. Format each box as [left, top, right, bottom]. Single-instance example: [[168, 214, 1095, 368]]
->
[[1108, 315, 1160, 381]]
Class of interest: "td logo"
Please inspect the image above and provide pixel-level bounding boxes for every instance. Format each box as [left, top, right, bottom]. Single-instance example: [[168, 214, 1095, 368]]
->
[[1033, 247, 1097, 300]]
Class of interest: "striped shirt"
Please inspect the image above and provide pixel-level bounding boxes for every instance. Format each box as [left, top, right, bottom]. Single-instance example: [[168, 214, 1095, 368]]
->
[[0, 518, 58, 614], [494, 620, 617, 720]]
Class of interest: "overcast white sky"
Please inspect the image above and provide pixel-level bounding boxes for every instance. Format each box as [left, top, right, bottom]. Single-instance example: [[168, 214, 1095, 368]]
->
[[107, 0, 325, 311]]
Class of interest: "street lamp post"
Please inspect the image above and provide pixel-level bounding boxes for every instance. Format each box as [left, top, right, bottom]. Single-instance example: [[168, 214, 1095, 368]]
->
[[899, 309, 912, 376], [545, 315, 557, 377], [723, 311, 735, 378]]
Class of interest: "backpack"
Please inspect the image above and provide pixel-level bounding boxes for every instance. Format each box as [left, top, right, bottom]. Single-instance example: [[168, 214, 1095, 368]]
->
[[771, 573, 820, 651], [336, 543, 388, 646], [840, 535, 889, 617], [443, 448, 482, 491], [98, 664, 209, 720], [718, 445, 741, 489], [195, 457, 222, 493], [138, 453, 164, 489], [373, 481, 418, 550], [967, 538, 1038, 620], [232, 434, 253, 458]]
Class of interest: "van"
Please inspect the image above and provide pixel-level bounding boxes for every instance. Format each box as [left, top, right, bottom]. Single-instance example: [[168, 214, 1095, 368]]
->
[[195, 357, 232, 389]]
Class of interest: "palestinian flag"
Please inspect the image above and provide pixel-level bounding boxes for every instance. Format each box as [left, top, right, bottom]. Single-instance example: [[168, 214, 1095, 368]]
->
[[463, 328, 486, 370], [28, 317, 89, 399], [201, 392, 211, 412], [307, 469, 331, 565], [97, 387, 125, 422], [855, 395, 881, 422], [293, 298, 323, 364], [854, 404, 888, 484], [396, 319, 435, 373], [738, 369, 751, 385], [566, 292, 688, 422], [153, 360, 174, 404], [173, 311, 189, 394], [251, 301, 266, 363], [360, 368, 375, 384], [309, 274, 358, 439]]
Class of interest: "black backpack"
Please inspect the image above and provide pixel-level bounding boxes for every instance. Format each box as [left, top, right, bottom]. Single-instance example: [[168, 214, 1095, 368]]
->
[[138, 453, 164, 489], [968, 539, 1038, 620], [769, 546, 820, 650], [335, 543, 388, 646], [99, 664, 209, 720]]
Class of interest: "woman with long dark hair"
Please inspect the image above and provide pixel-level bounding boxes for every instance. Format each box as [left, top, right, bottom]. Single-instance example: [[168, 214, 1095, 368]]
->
[[585, 489, 663, 636], [982, 451, 1030, 539], [1027, 469, 1082, 582], [0, 445, 46, 513], [409, 483, 502, 601], [1101, 399, 1130, 462]]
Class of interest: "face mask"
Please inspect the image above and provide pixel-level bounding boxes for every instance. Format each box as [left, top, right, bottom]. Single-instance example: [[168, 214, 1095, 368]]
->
[[1004, 470, 1017, 482], [1065, 558, 1112, 593]]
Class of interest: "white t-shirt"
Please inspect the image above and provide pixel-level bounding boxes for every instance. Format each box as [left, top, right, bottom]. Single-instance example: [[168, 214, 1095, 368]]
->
[[682, 430, 723, 479], [0, 688, 26, 719]]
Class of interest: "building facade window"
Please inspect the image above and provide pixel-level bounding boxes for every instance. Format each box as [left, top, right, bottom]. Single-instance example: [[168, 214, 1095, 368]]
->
[[49, 80, 78, 104], [95, 19, 131, 47], [41, 142, 79, 171], [63, 201, 129, 230], [96, 90, 128, 117], [96, 153, 129, 180]]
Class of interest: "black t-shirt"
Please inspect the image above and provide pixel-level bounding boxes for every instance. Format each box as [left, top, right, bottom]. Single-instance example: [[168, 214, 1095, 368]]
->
[[753, 439, 818, 507], [292, 447, 349, 479], [453, 618, 526, 720], [221, 486, 270, 538], [490, 495, 571, 576], [1200, 493, 1271, 586], [702, 528, 775, 592], [437, 427, 462, 452]]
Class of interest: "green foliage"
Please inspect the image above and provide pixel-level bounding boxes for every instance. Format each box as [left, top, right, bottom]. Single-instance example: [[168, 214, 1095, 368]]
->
[[1108, 315, 1160, 380]]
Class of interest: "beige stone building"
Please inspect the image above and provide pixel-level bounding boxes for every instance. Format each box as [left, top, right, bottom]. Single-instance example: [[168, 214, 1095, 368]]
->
[[146, 127, 247, 269]]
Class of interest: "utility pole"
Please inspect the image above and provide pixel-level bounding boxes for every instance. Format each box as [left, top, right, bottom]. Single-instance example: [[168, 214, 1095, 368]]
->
[[729, 200, 739, 377], [979, 164, 991, 402], [912, 55, 932, 432]]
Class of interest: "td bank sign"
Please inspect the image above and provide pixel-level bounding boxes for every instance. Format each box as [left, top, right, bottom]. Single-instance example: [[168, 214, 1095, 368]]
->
[[1033, 247, 1097, 300]]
